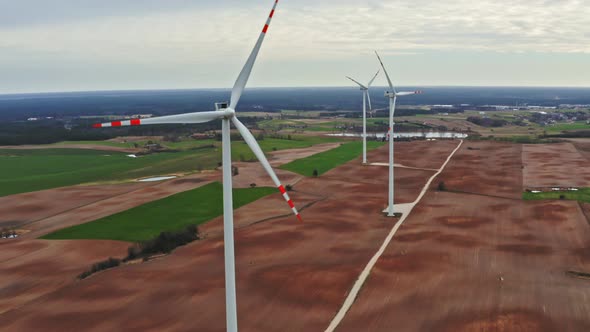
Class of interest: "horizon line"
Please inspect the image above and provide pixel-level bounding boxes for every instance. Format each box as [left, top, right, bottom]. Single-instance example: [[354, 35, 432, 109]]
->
[[2, 84, 590, 97]]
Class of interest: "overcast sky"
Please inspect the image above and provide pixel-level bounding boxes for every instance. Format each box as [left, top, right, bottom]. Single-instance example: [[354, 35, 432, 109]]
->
[[0, 0, 589, 94]]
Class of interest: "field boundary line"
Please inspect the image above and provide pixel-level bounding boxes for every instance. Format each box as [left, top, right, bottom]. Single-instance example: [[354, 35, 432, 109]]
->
[[324, 139, 463, 332]]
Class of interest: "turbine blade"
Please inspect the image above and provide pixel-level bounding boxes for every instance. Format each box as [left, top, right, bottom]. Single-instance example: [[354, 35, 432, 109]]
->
[[92, 111, 227, 128], [367, 69, 380, 88], [396, 90, 424, 96], [346, 76, 367, 89], [232, 116, 302, 221], [229, 0, 280, 110], [367, 90, 373, 111], [374, 51, 396, 94]]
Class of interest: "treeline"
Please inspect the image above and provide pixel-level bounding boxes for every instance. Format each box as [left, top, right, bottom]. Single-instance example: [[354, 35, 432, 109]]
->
[[467, 116, 508, 128], [0, 116, 263, 146], [78, 225, 200, 280]]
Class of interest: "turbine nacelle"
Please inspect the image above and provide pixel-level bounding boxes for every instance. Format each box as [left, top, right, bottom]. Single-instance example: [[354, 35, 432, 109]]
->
[[385, 91, 396, 98], [215, 102, 229, 111]]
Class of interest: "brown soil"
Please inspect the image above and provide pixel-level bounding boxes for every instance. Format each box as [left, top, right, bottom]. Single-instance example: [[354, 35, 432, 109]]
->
[[268, 143, 342, 167], [433, 141, 523, 199], [523, 143, 590, 188], [0, 140, 445, 331], [337, 189, 590, 331], [367, 139, 460, 170]]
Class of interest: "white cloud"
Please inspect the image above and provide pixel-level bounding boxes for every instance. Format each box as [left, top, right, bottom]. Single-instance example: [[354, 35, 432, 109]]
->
[[0, 0, 589, 92]]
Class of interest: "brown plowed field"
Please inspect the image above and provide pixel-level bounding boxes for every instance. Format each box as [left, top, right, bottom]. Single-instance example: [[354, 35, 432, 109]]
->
[[434, 141, 523, 199], [567, 138, 590, 162], [523, 143, 590, 188], [0, 183, 150, 230], [368, 139, 460, 170], [11, 173, 216, 239], [0, 239, 128, 315], [336, 191, 590, 331], [268, 143, 342, 167], [0, 141, 446, 331]]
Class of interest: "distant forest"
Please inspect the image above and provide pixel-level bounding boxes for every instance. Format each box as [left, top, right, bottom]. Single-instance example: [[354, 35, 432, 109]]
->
[[1, 86, 590, 121]]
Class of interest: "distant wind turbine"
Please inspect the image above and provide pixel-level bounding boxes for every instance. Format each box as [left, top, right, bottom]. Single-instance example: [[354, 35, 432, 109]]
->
[[375, 51, 423, 217], [93, 1, 300, 331], [346, 70, 379, 164]]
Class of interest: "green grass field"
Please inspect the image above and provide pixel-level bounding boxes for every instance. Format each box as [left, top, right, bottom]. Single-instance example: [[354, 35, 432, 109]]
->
[[546, 122, 590, 132], [280, 141, 384, 176], [42, 182, 276, 242], [523, 188, 590, 203], [0, 148, 220, 197], [0, 135, 343, 197]]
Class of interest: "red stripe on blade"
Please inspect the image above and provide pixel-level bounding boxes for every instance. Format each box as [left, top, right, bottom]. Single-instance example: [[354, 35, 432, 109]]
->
[[296, 214, 302, 222], [287, 200, 295, 209], [92, 123, 102, 128], [111, 121, 122, 127], [130, 119, 141, 126], [278, 185, 286, 194], [269, 9, 275, 18], [262, 24, 269, 33]]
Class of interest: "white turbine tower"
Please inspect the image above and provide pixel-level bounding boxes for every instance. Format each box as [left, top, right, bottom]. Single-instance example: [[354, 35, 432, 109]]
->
[[375, 51, 423, 217], [346, 70, 379, 164], [94, 2, 300, 331]]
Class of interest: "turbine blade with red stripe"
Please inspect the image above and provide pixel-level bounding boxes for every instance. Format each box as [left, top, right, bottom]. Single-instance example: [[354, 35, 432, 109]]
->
[[229, 0, 280, 110], [232, 116, 302, 221], [92, 110, 229, 128]]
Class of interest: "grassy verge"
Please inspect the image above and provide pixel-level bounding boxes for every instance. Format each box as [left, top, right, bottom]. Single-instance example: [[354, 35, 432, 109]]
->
[[523, 188, 590, 203], [42, 182, 275, 242], [280, 141, 384, 176]]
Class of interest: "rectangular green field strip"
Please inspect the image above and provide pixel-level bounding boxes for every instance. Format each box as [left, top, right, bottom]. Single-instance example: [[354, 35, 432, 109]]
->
[[42, 182, 276, 242], [523, 188, 590, 203], [280, 141, 384, 176]]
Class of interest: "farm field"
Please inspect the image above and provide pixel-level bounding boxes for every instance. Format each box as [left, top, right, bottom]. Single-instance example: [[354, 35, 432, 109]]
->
[[523, 187, 590, 203], [0, 135, 344, 197], [42, 182, 276, 242], [0, 140, 454, 331], [5, 135, 590, 331], [335, 140, 590, 331], [280, 141, 384, 176], [523, 143, 590, 188], [0, 148, 218, 197]]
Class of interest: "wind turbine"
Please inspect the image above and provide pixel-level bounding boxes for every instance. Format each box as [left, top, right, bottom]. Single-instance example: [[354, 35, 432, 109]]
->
[[375, 51, 423, 217], [93, 1, 300, 331], [346, 70, 379, 164]]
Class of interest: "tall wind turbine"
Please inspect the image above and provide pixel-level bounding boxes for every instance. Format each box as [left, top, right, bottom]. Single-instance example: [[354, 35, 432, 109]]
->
[[346, 70, 379, 164], [94, 2, 300, 331], [375, 51, 423, 217]]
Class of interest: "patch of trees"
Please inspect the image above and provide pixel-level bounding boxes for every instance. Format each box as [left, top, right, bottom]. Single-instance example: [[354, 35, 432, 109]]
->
[[78, 257, 121, 280], [126, 225, 200, 259], [78, 226, 200, 280], [466, 116, 508, 128]]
